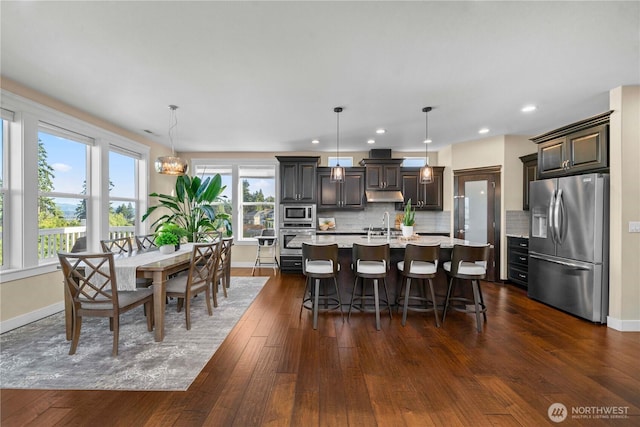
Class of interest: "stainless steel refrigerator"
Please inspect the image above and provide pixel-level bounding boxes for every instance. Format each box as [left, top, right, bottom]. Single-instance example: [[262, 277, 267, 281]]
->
[[528, 173, 609, 323]]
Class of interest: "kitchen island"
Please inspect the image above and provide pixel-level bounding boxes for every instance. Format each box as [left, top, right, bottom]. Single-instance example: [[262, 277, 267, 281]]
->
[[288, 234, 489, 313]]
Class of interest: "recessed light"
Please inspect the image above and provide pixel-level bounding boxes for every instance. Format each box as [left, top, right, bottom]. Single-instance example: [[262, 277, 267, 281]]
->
[[375, 128, 386, 134], [367, 139, 375, 144], [423, 139, 432, 144], [521, 105, 537, 113], [478, 128, 490, 134], [311, 139, 319, 144]]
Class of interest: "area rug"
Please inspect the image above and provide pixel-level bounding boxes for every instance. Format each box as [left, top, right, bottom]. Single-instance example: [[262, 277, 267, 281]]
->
[[0, 276, 268, 391]]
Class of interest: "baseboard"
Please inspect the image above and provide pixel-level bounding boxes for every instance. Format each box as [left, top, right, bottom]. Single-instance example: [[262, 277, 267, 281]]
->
[[0, 302, 65, 334], [607, 316, 640, 331]]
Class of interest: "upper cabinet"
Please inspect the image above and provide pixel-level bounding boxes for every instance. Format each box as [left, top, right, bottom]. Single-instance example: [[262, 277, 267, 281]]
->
[[317, 167, 365, 210], [397, 166, 445, 211], [359, 158, 402, 190], [276, 156, 320, 203], [519, 153, 537, 211], [531, 111, 612, 179]]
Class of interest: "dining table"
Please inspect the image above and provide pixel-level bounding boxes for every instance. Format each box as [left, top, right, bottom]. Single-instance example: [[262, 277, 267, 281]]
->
[[63, 244, 194, 342]]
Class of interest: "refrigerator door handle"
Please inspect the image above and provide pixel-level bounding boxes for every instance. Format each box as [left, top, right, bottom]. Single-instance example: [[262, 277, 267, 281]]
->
[[555, 189, 564, 243], [529, 253, 593, 271], [548, 190, 557, 244]]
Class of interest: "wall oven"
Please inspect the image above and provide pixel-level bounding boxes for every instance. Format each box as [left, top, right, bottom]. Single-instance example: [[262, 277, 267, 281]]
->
[[279, 227, 315, 256], [280, 204, 316, 227]]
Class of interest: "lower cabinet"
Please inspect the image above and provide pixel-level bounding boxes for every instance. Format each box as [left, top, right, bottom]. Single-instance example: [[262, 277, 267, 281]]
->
[[280, 256, 303, 273], [507, 236, 529, 288]]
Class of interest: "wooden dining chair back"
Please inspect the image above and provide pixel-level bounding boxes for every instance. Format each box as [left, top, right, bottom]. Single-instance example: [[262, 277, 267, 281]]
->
[[216, 237, 233, 296], [100, 237, 133, 254], [58, 252, 154, 356], [397, 244, 440, 327], [135, 234, 157, 251], [165, 242, 217, 330], [193, 231, 222, 243]]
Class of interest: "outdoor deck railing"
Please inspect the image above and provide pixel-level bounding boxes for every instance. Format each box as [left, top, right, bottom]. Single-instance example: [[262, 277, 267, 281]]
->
[[38, 226, 135, 260]]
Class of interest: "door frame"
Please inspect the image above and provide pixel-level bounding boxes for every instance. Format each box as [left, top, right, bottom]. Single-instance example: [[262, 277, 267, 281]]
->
[[453, 166, 501, 282]]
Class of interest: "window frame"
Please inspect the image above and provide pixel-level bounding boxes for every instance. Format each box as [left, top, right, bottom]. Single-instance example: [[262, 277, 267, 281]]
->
[[0, 90, 149, 281], [192, 159, 278, 244]]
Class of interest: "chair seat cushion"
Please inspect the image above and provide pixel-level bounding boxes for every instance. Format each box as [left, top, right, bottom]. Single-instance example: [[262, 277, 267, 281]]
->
[[166, 272, 209, 294], [305, 260, 339, 274], [443, 261, 486, 276], [398, 260, 437, 275], [356, 260, 386, 275], [80, 288, 153, 310]]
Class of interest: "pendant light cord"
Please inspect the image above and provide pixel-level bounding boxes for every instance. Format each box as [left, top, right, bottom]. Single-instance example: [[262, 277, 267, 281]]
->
[[168, 105, 178, 155], [335, 107, 342, 166]]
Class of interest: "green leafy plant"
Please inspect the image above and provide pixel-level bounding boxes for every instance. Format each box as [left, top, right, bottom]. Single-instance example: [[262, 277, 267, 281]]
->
[[142, 174, 232, 241], [155, 230, 180, 247], [402, 199, 416, 226]]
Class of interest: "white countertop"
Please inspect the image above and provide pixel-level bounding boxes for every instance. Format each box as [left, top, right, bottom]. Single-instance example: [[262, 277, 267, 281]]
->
[[289, 234, 485, 249]]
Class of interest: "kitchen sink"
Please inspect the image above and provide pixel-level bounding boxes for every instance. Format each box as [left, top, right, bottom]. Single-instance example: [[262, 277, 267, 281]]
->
[[360, 235, 397, 240]]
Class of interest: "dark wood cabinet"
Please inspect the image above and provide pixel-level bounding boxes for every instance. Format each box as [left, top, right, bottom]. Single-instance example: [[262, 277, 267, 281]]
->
[[507, 236, 529, 288], [531, 111, 612, 179], [359, 159, 402, 190], [519, 153, 537, 211], [396, 167, 444, 211], [317, 167, 365, 210], [276, 156, 319, 203]]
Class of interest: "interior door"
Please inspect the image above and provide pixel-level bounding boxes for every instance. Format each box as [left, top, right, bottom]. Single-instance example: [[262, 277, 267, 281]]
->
[[454, 167, 501, 281]]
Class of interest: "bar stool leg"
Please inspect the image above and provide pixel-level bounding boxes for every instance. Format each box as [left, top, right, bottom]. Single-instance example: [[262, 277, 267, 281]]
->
[[348, 277, 359, 322], [333, 277, 344, 323], [427, 278, 441, 327], [471, 279, 483, 332], [373, 279, 381, 331], [402, 277, 412, 326], [442, 277, 455, 324], [382, 278, 392, 320], [313, 278, 320, 330]]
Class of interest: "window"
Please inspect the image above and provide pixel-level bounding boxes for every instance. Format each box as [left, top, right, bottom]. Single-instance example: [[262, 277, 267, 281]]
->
[[402, 157, 429, 167], [109, 149, 138, 239], [194, 161, 276, 241], [0, 114, 9, 267], [239, 165, 276, 238], [37, 124, 91, 262], [328, 156, 353, 167], [0, 91, 149, 279]]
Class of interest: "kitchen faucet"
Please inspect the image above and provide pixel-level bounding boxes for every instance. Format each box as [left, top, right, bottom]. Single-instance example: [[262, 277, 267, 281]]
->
[[382, 211, 390, 241]]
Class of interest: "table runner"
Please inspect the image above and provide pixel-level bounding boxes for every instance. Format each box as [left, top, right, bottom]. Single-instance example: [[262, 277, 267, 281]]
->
[[113, 244, 193, 290]]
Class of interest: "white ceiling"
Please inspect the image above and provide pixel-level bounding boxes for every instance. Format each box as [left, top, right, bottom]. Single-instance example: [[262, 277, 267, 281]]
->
[[1, 1, 638, 154]]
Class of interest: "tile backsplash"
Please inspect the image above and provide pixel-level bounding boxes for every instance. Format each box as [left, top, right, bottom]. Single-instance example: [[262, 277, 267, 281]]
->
[[506, 210, 530, 236], [319, 203, 450, 234]]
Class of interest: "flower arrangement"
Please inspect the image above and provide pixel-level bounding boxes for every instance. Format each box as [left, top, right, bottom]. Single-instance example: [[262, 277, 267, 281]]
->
[[402, 199, 416, 226]]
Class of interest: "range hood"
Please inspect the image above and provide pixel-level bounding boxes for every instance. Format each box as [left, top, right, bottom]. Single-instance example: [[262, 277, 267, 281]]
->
[[365, 190, 404, 203]]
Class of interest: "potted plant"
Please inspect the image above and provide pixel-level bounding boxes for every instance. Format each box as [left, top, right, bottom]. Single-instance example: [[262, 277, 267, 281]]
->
[[155, 229, 180, 254], [142, 174, 232, 241], [402, 198, 416, 238]]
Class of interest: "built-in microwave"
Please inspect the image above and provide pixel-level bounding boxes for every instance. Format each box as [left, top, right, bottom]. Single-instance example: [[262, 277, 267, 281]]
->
[[280, 204, 316, 227]]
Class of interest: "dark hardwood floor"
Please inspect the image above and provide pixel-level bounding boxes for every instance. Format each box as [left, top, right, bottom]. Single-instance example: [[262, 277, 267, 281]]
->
[[2, 268, 639, 426]]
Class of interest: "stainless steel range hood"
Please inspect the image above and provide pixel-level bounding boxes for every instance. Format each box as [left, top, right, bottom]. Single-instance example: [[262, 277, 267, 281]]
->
[[365, 190, 404, 203]]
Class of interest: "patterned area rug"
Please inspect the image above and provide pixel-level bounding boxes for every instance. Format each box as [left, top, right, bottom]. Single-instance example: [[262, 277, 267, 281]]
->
[[0, 276, 268, 391]]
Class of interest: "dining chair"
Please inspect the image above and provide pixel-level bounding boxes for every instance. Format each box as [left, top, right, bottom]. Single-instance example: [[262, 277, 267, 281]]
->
[[442, 244, 491, 332], [348, 243, 393, 331], [100, 237, 134, 254], [58, 251, 154, 356], [193, 231, 222, 243], [216, 237, 233, 294], [165, 242, 217, 330], [396, 244, 440, 327], [135, 234, 157, 251]]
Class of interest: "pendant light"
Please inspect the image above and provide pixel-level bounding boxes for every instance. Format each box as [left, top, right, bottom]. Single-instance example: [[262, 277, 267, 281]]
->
[[330, 106, 345, 182], [419, 106, 433, 184], [155, 105, 189, 176]]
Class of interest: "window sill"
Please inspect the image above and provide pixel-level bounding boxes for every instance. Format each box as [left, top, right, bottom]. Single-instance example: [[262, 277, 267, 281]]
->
[[0, 262, 59, 283]]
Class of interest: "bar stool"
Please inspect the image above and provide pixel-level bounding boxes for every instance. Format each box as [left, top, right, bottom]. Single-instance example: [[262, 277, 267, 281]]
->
[[300, 243, 343, 329], [348, 243, 392, 331], [396, 244, 440, 327], [442, 244, 490, 332], [252, 229, 279, 275]]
